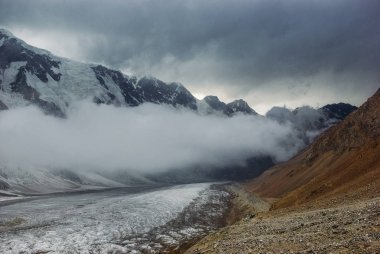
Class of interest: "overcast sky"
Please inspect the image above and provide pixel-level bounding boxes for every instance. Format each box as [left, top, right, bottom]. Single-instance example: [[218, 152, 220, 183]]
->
[[0, 0, 379, 113]]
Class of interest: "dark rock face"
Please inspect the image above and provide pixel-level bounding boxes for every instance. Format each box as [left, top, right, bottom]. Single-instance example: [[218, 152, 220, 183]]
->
[[0, 35, 60, 82], [92, 65, 198, 110], [203, 96, 233, 115], [91, 65, 142, 106], [320, 103, 358, 120], [203, 96, 257, 116], [136, 77, 198, 110], [0, 100, 7, 110], [0, 30, 65, 117], [9, 65, 64, 117], [0, 36, 60, 83], [227, 99, 257, 115]]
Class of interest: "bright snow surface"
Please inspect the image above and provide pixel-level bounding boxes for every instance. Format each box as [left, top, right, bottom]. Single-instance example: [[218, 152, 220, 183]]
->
[[0, 183, 213, 253]]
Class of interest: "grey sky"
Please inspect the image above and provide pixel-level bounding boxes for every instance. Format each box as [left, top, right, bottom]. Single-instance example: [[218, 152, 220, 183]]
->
[[0, 0, 379, 113]]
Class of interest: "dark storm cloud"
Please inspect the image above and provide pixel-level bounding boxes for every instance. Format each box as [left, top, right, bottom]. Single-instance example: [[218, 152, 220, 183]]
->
[[0, 0, 379, 110]]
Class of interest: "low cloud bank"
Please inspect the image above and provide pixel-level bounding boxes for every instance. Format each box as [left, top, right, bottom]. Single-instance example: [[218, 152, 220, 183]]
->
[[0, 102, 322, 173]]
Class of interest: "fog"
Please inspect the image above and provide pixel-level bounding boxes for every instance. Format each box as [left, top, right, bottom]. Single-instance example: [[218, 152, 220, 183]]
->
[[0, 102, 319, 174]]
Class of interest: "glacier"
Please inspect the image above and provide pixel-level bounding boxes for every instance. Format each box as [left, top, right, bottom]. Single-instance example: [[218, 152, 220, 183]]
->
[[0, 183, 229, 253]]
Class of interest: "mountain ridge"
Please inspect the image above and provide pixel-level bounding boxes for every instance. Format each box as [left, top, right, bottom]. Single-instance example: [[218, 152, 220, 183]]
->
[[245, 88, 380, 208], [0, 28, 256, 117], [0, 28, 360, 195]]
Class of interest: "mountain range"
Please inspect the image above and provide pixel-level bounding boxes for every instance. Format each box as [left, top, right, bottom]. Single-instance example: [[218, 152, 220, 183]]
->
[[0, 28, 357, 120], [0, 28, 258, 117], [0, 28, 359, 195]]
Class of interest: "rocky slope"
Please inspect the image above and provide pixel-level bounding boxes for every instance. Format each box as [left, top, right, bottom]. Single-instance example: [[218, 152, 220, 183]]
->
[[246, 88, 380, 209], [186, 197, 380, 253]]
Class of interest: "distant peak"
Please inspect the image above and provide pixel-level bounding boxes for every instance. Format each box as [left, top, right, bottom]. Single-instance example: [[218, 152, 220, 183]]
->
[[227, 99, 257, 115], [0, 28, 52, 56], [204, 95, 221, 102], [229, 99, 248, 105], [0, 28, 14, 37]]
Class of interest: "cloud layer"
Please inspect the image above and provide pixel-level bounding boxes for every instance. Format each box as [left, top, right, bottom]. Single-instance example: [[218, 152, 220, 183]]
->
[[1, 0, 379, 112], [0, 102, 310, 174]]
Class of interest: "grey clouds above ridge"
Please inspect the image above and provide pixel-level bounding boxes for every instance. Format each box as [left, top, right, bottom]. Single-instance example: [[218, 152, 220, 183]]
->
[[0, 0, 379, 113]]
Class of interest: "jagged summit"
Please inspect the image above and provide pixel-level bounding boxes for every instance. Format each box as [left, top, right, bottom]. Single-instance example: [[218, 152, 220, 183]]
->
[[0, 28, 14, 37], [201, 96, 257, 116], [0, 28, 52, 56], [227, 99, 257, 115], [203, 95, 233, 115], [0, 28, 256, 117], [319, 102, 358, 120]]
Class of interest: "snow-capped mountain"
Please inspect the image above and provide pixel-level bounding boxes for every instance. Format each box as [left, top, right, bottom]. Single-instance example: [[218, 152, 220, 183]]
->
[[197, 96, 257, 116], [0, 28, 254, 117], [0, 28, 359, 195], [227, 99, 257, 115]]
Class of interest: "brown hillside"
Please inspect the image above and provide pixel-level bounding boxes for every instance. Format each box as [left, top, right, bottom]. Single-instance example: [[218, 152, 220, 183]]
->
[[246, 88, 380, 209]]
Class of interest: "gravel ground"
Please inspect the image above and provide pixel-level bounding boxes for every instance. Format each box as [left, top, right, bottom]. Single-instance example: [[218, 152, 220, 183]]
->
[[186, 196, 380, 254]]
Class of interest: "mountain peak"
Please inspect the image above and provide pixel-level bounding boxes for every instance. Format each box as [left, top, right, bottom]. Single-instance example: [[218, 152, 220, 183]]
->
[[203, 95, 221, 102], [0, 27, 52, 56], [0, 28, 15, 38], [227, 99, 257, 115], [319, 102, 358, 120], [201, 96, 258, 116]]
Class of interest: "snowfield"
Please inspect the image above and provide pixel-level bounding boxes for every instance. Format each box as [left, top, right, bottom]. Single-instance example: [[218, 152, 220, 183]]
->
[[0, 183, 217, 253]]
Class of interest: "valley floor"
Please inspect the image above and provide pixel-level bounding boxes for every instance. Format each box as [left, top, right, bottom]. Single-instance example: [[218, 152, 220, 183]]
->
[[185, 187, 380, 254]]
